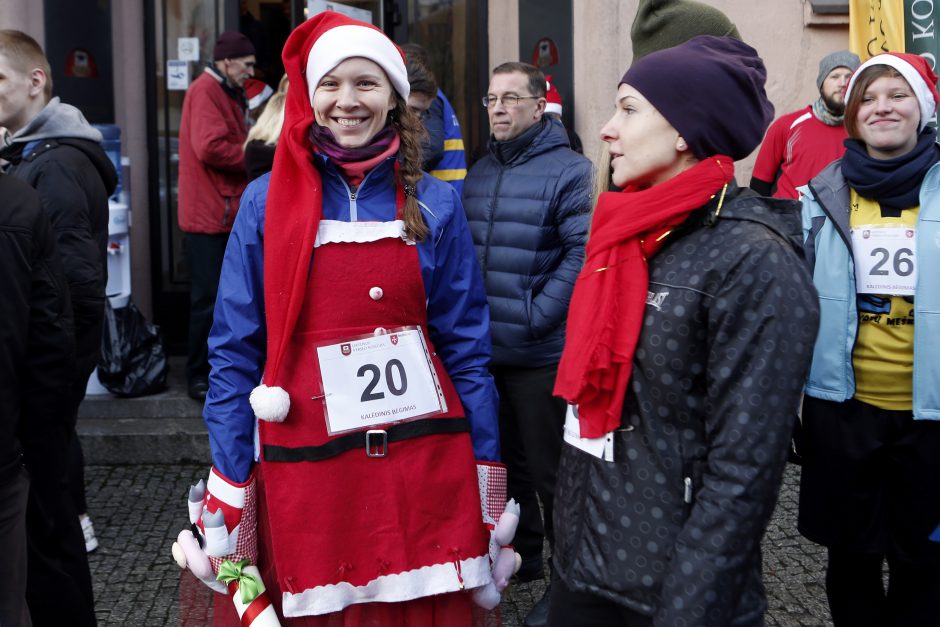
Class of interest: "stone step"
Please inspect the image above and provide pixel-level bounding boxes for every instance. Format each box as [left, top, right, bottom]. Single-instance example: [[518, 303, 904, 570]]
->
[[77, 356, 211, 464]]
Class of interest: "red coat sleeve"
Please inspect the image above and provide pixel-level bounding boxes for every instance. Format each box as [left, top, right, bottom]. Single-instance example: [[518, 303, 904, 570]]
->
[[188, 81, 247, 173], [751, 113, 791, 185]]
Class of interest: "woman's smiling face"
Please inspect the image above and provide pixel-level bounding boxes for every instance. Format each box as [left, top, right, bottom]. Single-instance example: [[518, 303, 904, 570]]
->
[[312, 57, 396, 148], [855, 74, 921, 160]]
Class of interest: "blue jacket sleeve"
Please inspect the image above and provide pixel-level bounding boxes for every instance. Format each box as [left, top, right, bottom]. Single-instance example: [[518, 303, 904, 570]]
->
[[424, 185, 500, 461], [203, 177, 268, 483]]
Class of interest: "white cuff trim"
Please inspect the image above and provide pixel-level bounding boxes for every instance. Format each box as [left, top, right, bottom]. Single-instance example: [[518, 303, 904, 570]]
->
[[281, 554, 491, 617], [207, 467, 247, 508]]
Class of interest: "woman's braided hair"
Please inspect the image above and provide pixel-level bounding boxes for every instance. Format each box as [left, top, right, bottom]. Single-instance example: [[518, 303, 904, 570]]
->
[[389, 94, 429, 242]]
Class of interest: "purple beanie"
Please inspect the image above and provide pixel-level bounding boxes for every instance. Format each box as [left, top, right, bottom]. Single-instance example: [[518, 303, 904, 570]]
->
[[213, 32, 255, 61], [621, 36, 773, 160]]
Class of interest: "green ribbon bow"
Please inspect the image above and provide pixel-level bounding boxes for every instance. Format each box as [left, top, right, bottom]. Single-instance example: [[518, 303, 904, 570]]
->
[[216, 559, 263, 605]]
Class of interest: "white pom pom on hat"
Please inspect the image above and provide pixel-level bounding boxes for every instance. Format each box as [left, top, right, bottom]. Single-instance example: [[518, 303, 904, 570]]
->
[[249, 383, 290, 422]]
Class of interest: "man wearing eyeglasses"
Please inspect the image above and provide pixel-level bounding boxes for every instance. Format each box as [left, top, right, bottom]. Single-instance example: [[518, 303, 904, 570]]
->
[[462, 61, 592, 627]]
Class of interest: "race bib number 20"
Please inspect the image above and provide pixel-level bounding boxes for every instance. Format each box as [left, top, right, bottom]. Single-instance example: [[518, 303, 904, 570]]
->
[[851, 225, 916, 296], [316, 327, 447, 435]]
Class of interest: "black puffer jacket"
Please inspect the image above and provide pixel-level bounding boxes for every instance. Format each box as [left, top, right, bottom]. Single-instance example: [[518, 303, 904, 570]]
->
[[0, 173, 76, 485], [1, 99, 117, 380], [553, 185, 820, 626], [462, 116, 592, 366]]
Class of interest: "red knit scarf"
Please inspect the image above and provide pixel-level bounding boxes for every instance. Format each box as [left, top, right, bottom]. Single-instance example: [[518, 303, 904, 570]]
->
[[309, 124, 401, 187], [554, 156, 734, 438], [335, 138, 399, 187]]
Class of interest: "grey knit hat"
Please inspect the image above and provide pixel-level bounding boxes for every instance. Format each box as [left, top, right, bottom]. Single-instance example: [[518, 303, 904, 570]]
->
[[816, 50, 861, 90], [631, 0, 740, 61]]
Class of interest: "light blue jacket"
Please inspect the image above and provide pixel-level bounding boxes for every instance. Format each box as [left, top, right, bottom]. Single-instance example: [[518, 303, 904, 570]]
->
[[799, 159, 940, 420]]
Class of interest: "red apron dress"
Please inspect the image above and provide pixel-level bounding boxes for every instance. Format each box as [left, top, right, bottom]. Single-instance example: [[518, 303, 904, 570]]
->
[[242, 216, 490, 624]]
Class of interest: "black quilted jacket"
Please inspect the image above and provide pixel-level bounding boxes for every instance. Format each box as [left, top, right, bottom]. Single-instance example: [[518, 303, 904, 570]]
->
[[553, 184, 820, 626], [0, 173, 76, 484], [2, 135, 116, 380]]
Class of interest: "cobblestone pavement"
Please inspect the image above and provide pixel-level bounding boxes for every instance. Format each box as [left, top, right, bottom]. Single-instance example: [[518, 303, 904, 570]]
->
[[85, 464, 831, 626]]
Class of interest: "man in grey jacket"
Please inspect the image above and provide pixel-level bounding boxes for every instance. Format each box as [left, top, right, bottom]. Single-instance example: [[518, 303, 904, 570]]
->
[[462, 61, 592, 627]]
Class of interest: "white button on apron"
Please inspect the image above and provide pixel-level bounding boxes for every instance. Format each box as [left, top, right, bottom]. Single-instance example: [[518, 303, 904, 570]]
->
[[369, 286, 384, 301]]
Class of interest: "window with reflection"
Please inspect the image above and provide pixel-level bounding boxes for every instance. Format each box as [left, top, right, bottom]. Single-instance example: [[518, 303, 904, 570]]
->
[[398, 0, 488, 163]]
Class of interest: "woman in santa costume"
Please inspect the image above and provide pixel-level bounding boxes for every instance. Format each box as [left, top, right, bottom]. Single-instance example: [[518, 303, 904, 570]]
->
[[179, 12, 505, 626]]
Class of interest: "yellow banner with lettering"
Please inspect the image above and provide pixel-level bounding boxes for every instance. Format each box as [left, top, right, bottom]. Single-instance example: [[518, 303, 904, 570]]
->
[[849, 0, 906, 60]]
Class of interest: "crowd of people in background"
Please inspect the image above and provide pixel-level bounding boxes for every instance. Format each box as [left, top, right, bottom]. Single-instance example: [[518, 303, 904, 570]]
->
[[3, 0, 940, 625]]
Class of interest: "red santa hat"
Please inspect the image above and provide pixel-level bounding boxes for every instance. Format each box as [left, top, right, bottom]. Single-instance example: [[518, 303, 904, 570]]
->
[[244, 79, 274, 111], [249, 12, 408, 422], [545, 75, 563, 116], [303, 14, 409, 104], [846, 52, 939, 131]]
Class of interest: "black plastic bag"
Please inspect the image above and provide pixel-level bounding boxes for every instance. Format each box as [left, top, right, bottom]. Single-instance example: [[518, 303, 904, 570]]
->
[[97, 299, 168, 397]]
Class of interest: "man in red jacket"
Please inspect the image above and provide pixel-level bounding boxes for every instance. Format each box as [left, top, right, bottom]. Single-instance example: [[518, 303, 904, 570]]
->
[[749, 50, 860, 199], [178, 31, 254, 401]]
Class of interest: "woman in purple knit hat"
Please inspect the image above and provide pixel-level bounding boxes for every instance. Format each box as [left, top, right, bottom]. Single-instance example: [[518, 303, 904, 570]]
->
[[549, 36, 820, 626]]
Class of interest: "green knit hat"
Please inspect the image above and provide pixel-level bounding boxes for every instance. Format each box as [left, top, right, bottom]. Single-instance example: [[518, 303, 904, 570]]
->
[[631, 0, 741, 61]]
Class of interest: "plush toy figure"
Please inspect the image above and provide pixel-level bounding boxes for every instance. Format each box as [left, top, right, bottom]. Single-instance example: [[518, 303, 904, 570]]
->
[[171, 471, 281, 626], [471, 499, 522, 610]]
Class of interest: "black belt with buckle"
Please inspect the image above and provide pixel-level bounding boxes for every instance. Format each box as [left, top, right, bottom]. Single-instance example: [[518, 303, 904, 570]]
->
[[262, 417, 469, 462]]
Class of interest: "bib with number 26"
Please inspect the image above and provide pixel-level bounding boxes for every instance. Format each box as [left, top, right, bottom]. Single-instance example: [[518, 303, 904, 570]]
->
[[316, 326, 447, 435], [851, 225, 917, 296]]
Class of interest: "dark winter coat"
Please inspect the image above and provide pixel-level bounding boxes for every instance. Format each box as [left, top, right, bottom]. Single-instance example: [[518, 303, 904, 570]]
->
[[1, 98, 117, 383], [462, 116, 592, 366], [244, 139, 276, 182], [553, 185, 820, 626], [0, 173, 76, 485]]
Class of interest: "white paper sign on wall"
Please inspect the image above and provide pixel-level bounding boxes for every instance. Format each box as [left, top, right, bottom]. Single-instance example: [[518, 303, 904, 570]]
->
[[178, 37, 200, 62], [167, 60, 190, 90]]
